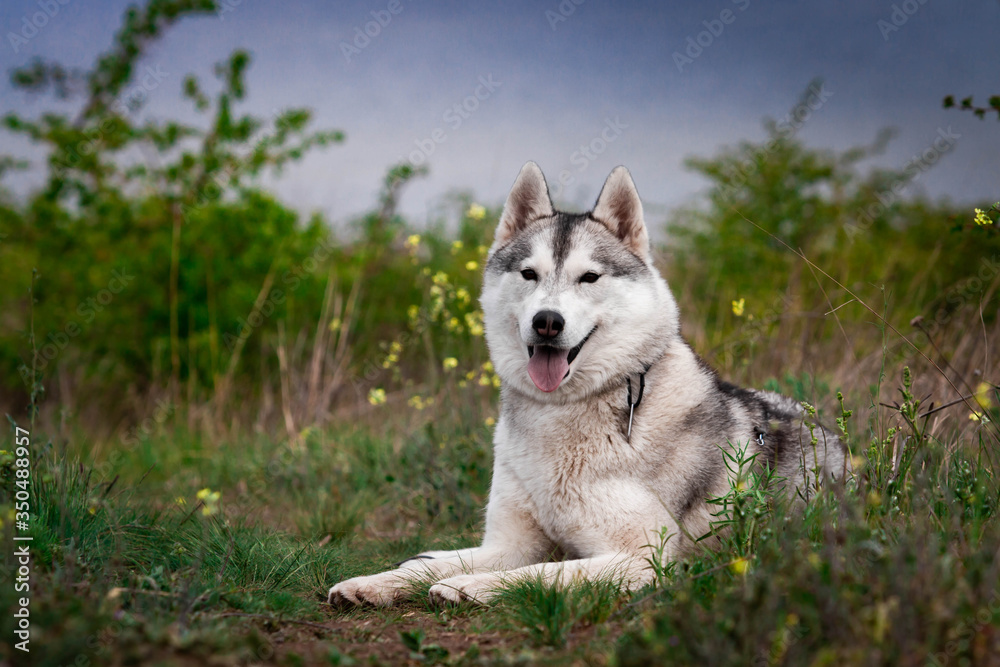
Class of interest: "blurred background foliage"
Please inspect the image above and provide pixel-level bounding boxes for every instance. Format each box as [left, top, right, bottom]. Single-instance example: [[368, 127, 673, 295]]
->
[[0, 0, 997, 444]]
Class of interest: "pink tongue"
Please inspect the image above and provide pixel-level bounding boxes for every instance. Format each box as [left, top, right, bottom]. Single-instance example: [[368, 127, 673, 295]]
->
[[527, 346, 571, 392]]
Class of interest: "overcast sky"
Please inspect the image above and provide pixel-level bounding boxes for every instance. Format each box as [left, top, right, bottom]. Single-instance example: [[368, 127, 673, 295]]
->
[[1, 0, 998, 230]]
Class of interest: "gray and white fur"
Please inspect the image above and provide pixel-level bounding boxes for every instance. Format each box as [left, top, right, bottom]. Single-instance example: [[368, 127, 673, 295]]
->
[[328, 162, 848, 606]]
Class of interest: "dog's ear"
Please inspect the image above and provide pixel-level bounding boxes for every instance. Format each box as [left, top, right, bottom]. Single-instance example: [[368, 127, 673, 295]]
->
[[495, 161, 554, 247], [592, 166, 649, 259]]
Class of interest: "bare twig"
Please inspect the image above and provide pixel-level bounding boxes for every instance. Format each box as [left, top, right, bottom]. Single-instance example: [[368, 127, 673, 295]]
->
[[731, 208, 997, 440], [214, 261, 278, 416], [276, 321, 298, 445], [879, 394, 978, 420], [307, 269, 337, 420], [178, 500, 205, 527]]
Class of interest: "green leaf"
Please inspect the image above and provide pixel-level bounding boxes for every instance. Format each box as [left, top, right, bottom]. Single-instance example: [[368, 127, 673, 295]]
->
[[400, 629, 424, 652]]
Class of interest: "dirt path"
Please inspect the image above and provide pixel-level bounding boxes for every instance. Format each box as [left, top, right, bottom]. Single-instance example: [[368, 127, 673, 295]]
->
[[269, 609, 620, 665]]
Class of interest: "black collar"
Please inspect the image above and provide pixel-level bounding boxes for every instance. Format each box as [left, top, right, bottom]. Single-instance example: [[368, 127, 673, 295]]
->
[[625, 364, 652, 441]]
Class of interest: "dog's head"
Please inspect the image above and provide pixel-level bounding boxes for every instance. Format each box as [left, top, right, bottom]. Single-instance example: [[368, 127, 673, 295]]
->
[[481, 162, 679, 401]]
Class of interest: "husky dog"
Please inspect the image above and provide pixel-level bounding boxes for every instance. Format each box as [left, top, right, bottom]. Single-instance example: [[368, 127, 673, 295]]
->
[[328, 162, 848, 606]]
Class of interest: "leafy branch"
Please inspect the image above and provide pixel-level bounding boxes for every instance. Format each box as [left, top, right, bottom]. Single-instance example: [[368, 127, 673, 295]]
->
[[943, 94, 1000, 120]]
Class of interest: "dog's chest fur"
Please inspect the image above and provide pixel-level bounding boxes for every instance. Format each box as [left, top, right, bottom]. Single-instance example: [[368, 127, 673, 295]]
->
[[486, 341, 822, 558], [494, 362, 722, 555]]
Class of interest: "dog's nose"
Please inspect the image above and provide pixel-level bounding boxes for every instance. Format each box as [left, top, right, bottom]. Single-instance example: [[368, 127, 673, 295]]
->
[[532, 310, 565, 339]]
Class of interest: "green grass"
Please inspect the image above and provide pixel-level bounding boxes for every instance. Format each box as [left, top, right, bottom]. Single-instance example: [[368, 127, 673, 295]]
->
[[4, 369, 998, 665], [497, 575, 625, 648], [0, 420, 490, 665]]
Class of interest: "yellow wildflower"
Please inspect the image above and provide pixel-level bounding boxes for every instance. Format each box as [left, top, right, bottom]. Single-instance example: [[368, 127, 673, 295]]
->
[[451, 240, 464, 254], [443, 357, 459, 371], [368, 388, 387, 405], [974, 382, 993, 410], [730, 557, 749, 575], [466, 260, 479, 271], [467, 203, 486, 220], [465, 312, 485, 336], [405, 234, 421, 249], [974, 207, 996, 226], [732, 298, 745, 317], [484, 416, 496, 427], [196, 488, 221, 516]]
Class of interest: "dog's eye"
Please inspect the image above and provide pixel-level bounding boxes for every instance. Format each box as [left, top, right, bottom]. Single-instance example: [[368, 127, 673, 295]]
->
[[580, 272, 601, 284], [520, 269, 537, 281]]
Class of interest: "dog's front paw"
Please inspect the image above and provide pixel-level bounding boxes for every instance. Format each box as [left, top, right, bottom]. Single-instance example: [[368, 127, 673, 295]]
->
[[428, 573, 501, 606], [327, 572, 409, 608]]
